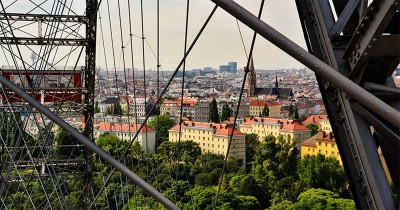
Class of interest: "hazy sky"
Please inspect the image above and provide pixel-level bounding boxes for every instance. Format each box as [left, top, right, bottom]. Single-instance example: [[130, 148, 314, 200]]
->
[[99, 0, 308, 71], [1, 0, 309, 71]]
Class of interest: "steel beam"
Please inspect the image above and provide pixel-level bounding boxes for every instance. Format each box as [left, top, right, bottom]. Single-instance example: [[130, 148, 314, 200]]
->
[[84, 0, 97, 208], [343, 0, 399, 78], [0, 13, 88, 23], [0, 37, 87, 46], [210, 0, 398, 209], [210, 0, 400, 127], [364, 82, 400, 94], [329, 0, 360, 36], [0, 75, 180, 210]]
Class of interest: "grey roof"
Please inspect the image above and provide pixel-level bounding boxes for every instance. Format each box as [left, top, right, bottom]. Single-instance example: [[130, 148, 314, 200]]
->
[[255, 87, 293, 98]]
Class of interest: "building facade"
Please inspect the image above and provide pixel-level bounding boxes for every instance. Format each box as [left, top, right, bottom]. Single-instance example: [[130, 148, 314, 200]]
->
[[94, 122, 156, 152], [249, 100, 281, 117], [169, 121, 246, 163], [239, 116, 311, 143], [300, 131, 341, 165]]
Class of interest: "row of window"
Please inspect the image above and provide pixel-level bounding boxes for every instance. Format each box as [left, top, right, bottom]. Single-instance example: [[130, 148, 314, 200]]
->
[[307, 147, 339, 157], [318, 142, 335, 148]]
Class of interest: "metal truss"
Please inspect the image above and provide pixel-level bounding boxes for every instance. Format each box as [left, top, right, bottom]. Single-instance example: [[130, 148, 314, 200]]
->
[[83, 0, 97, 208], [294, 0, 399, 209], [0, 13, 88, 23], [210, 0, 399, 209], [0, 37, 87, 46], [0, 0, 398, 209]]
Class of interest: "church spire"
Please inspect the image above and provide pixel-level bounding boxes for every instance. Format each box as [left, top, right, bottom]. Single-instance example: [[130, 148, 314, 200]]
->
[[275, 71, 279, 88]]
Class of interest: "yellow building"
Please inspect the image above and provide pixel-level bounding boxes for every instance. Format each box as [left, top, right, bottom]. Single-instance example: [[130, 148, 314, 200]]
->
[[300, 131, 342, 165], [319, 118, 332, 133], [239, 117, 312, 143], [249, 100, 281, 118], [169, 121, 246, 163], [303, 114, 332, 133]]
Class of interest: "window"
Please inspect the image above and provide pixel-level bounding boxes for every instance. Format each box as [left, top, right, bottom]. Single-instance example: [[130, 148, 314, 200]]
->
[[212, 144, 214, 148], [331, 151, 335, 156], [325, 143, 328, 147], [331, 143, 335, 148], [308, 148, 310, 152], [318, 142, 322, 146], [318, 150, 321, 154], [325, 150, 328, 155]]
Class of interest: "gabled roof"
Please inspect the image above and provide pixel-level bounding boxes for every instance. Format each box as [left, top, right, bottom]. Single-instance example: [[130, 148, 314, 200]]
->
[[95, 122, 153, 132], [249, 100, 281, 106], [301, 130, 335, 147], [281, 122, 310, 131], [169, 120, 243, 136], [303, 114, 328, 124]]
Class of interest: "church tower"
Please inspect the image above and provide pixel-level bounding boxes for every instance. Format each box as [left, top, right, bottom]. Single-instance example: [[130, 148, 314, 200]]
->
[[247, 58, 256, 97], [270, 71, 280, 96]]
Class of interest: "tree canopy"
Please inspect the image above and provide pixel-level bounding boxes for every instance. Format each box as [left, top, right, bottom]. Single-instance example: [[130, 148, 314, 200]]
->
[[148, 114, 176, 143], [306, 123, 319, 136], [220, 103, 232, 122], [208, 98, 219, 123]]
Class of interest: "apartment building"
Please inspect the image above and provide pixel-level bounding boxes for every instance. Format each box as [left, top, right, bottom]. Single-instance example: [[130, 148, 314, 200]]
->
[[303, 114, 332, 132], [239, 116, 311, 143], [94, 122, 156, 152], [160, 97, 197, 119], [168, 121, 246, 163], [300, 130, 341, 165], [249, 100, 281, 118]]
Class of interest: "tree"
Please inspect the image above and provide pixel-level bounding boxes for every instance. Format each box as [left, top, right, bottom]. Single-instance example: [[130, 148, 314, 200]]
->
[[298, 154, 349, 196], [245, 134, 259, 168], [262, 105, 269, 117], [306, 123, 319, 136], [269, 188, 356, 210], [254, 135, 299, 179], [148, 114, 176, 143], [95, 101, 100, 113], [55, 128, 82, 158], [294, 106, 299, 120], [220, 103, 232, 122], [288, 105, 294, 119], [97, 133, 128, 157], [288, 104, 298, 119], [208, 98, 219, 123], [113, 102, 123, 116]]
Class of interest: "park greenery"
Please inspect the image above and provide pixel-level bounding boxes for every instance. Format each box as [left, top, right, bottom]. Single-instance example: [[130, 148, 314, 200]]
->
[[2, 111, 398, 209]]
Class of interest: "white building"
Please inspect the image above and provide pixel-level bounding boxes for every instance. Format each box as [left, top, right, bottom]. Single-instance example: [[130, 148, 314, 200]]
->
[[93, 122, 156, 152]]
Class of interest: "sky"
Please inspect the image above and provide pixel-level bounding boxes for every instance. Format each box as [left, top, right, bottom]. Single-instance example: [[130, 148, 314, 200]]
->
[[1, 0, 309, 71]]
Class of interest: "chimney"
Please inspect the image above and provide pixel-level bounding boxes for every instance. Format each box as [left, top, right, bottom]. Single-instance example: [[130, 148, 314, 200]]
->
[[328, 132, 334, 139], [317, 130, 324, 138]]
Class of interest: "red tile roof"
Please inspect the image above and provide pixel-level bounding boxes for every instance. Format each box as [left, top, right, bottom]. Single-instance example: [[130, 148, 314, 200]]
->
[[249, 100, 281, 106], [169, 120, 243, 136], [301, 130, 335, 147], [281, 122, 310, 131], [95, 122, 153, 132], [303, 114, 328, 124], [214, 126, 243, 136]]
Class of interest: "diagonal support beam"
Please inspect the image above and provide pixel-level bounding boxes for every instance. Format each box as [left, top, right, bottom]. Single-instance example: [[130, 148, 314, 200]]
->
[[329, 0, 360, 36], [0, 75, 180, 210], [210, 0, 400, 127]]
